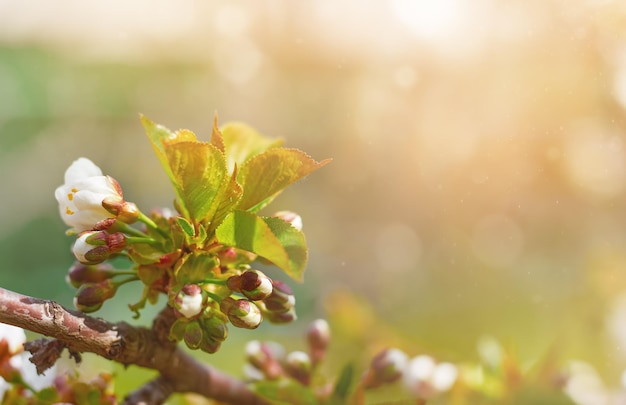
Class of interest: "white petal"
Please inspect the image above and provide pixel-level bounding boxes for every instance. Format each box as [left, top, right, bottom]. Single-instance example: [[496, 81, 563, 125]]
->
[[72, 233, 95, 263], [64, 158, 103, 183], [0, 323, 26, 352], [179, 293, 204, 318]]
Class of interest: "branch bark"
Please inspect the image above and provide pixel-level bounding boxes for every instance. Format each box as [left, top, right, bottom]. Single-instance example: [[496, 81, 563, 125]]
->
[[0, 287, 266, 405]]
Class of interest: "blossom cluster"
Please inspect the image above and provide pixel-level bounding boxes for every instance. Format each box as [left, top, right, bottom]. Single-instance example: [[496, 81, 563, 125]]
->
[[55, 157, 303, 352]]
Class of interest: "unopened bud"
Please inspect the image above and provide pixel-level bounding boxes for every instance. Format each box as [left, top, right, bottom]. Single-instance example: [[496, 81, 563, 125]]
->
[[183, 321, 204, 350], [285, 351, 312, 385], [220, 297, 263, 329], [200, 315, 229, 343], [100, 176, 138, 225], [262, 306, 297, 324], [227, 270, 273, 301], [73, 231, 126, 264], [366, 348, 408, 388], [307, 319, 330, 366], [74, 280, 118, 313], [263, 280, 295, 313], [172, 284, 205, 319], [273, 211, 303, 231], [66, 262, 117, 288], [245, 340, 284, 379]]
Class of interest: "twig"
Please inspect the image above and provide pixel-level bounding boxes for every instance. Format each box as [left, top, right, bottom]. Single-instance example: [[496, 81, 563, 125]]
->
[[0, 287, 266, 405]]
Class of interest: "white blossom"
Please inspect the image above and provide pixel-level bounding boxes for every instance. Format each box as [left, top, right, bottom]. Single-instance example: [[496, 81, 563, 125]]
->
[[55, 158, 122, 233]]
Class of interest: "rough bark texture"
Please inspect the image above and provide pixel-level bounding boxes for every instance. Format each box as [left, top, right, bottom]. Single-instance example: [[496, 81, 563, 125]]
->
[[0, 287, 266, 405]]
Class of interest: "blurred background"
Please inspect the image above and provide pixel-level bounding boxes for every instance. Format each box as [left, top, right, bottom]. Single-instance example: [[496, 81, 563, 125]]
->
[[2, 0, 626, 401]]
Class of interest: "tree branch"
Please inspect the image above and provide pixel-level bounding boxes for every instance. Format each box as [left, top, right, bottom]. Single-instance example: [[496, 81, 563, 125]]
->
[[0, 287, 266, 405]]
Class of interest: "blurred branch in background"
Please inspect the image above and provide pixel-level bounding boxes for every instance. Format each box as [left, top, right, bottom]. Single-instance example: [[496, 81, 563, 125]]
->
[[2, 0, 626, 402]]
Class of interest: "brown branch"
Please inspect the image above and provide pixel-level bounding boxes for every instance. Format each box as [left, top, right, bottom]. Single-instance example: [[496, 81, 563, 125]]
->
[[0, 287, 266, 405]]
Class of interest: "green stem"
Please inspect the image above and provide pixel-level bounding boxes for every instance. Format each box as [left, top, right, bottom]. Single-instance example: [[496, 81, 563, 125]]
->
[[206, 291, 223, 303], [137, 211, 169, 239], [200, 279, 228, 286], [113, 275, 140, 287], [126, 236, 160, 246], [115, 222, 147, 238]]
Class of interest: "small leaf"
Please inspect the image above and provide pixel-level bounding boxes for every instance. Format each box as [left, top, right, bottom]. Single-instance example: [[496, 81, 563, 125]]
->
[[215, 210, 308, 282], [221, 122, 284, 172], [252, 380, 319, 405], [176, 216, 195, 237], [237, 148, 331, 212]]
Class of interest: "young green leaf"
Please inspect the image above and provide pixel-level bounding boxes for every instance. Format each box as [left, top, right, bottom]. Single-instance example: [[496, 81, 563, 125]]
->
[[215, 210, 308, 282], [237, 148, 331, 212], [165, 141, 229, 224], [221, 122, 284, 172]]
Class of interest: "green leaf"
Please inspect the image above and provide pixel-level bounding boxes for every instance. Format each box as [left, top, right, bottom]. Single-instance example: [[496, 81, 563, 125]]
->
[[141, 115, 198, 218], [252, 380, 319, 405], [207, 168, 243, 235], [237, 148, 331, 212], [330, 362, 355, 403], [215, 210, 308, 282], [165, 141, 229, 223], [221, 122, 283, 172], [176, 216, 195, 237]]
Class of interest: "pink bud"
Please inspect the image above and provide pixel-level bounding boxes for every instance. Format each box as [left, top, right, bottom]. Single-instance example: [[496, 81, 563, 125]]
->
[[74, 280, 118, 313], [307, 319, 330, 366]]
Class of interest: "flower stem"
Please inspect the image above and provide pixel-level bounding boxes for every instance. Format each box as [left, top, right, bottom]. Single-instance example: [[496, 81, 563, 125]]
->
[[206, 291, 223, 303], [114, 222, 147, 238], [113, 275, 140, 287], [126, 236, 160, 246], [137, 211, 169, 239], [200, 279, 228, 286]]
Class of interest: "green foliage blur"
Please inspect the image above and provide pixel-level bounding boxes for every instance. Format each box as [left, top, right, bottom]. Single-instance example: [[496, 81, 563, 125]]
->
[[2, 0, 626, 402]]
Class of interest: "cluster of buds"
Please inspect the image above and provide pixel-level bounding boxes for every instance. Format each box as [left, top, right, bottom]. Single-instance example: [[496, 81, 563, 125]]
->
[[166, 265, 298, 352], [244, 319, 331, 389], [55, 152, 308, 354]]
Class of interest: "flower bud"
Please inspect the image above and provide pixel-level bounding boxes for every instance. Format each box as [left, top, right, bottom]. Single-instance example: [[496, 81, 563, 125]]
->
[[262, 306, 297, 324], [263, 280, 295, 313], [74, 280, 118, 313], [245, 340, 284, 380], [272, 211, 303, 231], [227, 270, 273, 301], [220, 297, 262, 329], [285, 351, 312, 385], [307, 319, 331, 366], [172, 284, 205, 319], [365, 348, 408, 388], [183, 321, 203, 350], [66, 262, 118, 288], [200, 316, 229, 346], [72, 231, 127, 265]]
